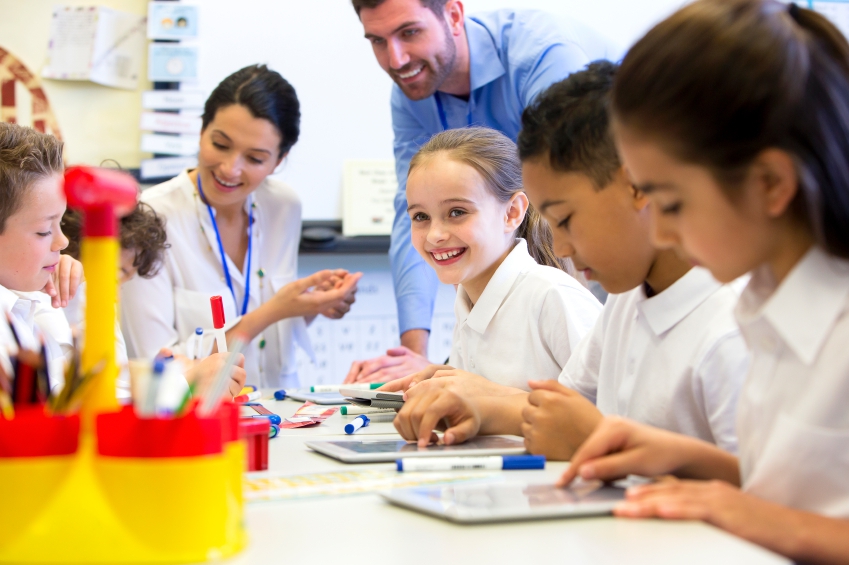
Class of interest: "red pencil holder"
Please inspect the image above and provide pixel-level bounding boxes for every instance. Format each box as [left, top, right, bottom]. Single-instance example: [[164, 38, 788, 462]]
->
[[239, 417, 270, 471], [0, 406, 79, 458]]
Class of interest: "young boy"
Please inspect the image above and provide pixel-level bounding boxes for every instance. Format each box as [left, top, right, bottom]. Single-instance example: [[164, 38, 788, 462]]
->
[[392, 62, 748, 458], [0, 122, 245, 397]]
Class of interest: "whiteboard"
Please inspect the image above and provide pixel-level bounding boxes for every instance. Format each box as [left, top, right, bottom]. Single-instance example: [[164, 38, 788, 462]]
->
[[197, 0, 688, 220]]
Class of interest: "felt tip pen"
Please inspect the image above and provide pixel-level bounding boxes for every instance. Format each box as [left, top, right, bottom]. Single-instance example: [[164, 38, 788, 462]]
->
[[396, 455, 546, 472], [239, 385, 258, 395], [340, 405, 395, 416], [186, 327, 203, 361], [311, 383, 386, 393], [273, 389, 288, 400], [248, 413, 282, 425], [210, 296, 227, 354], [344, 414, 370, 434], [269, 423, 280, 439], [234, 390, 261, 403]]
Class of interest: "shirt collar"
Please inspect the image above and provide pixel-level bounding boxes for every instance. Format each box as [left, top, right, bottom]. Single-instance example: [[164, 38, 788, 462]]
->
[[466, 17, 506, 91], [737, 246, 849, 365], [637, 266, 723, 337], [456, 239, 537, 334], [0, 284, 19, 314]]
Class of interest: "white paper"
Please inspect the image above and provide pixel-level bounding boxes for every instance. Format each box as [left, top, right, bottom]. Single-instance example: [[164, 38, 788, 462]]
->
[[140, 156, 197, 180], [141, 133, 199, 156], [342, 160, 397, 237], [140, 111, 202, 134], [142, 90, 205, 110], [43, 6, 145, 90], [812, 1, 849, 39]]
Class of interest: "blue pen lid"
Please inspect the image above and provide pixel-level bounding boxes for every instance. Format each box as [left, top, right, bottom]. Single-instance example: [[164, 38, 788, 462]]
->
[[273, 390, 287, 401], [396, 459, 403, 471], [194, 327, 203, 335], [502, 455, 546, 470]]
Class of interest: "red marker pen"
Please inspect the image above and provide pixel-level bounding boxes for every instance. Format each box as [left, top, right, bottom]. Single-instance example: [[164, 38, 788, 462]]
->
[[210, 296, 228, 354]]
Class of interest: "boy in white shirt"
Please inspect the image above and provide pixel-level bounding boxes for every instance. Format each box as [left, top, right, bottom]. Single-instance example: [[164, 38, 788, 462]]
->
[[392, 62, 748, 457]]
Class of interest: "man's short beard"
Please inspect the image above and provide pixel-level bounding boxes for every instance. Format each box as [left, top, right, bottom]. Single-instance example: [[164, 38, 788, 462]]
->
[[395, 20, 457, 101]]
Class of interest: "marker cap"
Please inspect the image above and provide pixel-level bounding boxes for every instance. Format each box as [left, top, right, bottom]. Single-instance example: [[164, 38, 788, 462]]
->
[[210, 296, 225, 329], [502, 455, 546, 470], [273, 390, 287, 401]]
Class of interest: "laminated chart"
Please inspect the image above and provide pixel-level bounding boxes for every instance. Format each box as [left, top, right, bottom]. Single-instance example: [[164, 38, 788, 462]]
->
[[244, 469, 500, 502]]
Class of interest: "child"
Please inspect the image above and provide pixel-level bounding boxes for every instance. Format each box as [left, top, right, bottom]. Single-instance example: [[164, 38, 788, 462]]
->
[[391, 127, 601, 406], [393, 63, 748, 457], [561, 2, 849, 562]]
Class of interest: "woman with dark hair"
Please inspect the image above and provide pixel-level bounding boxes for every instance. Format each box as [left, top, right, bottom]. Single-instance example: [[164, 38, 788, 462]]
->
[[121, 65, 360, 389]]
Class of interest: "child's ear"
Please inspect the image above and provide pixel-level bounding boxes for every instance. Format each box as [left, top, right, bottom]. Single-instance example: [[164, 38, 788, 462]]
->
[[751, 149, 799, 218], [505, 192, 529, 232]]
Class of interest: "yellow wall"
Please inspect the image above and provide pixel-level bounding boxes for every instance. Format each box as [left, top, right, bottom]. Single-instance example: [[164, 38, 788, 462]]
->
[[0, 0, 148, 168]]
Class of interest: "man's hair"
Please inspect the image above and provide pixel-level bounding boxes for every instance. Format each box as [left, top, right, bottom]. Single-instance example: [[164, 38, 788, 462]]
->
[[517, 60, 621, 188], [62, 201, 169, 279], [0, 122, 64, 233], [351, 0, 448, 17]]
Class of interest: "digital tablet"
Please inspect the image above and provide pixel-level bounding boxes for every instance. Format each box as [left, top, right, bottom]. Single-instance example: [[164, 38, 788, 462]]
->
[[382, 481, 626, 523], [339, 388, 405, 410], [305, 436, 526, 463], [282, 391, 348, 405]]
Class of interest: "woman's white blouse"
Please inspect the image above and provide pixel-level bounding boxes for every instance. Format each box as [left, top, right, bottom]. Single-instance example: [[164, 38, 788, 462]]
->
[[120, 170, 308, 389], [448, 239, 602, 391], [736, 246, 849, 517]]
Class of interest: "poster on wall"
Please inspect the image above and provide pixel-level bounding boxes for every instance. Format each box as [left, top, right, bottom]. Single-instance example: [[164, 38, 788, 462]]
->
[[42, 6, 146, 90], [148, 44, 198, 82], [147, 2, 199, 40]]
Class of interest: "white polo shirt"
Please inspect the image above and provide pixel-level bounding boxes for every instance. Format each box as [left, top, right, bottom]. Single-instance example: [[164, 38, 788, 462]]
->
[[0, 284, 71, 391], [736, 247, 849, 517], [560, 267, 748, 453], [448, 239, 602, 391], [120, 170, 309, 389]]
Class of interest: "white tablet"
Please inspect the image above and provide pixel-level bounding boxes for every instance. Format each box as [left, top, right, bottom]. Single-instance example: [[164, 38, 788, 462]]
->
[[339, 388, 405, 410], [283, 391, 348, 405], [382, 480, 626, 523], [305, 436, 526, 463]]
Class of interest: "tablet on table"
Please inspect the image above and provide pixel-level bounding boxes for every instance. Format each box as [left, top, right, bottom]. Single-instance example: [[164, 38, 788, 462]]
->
[[305, 436, 525, 463]]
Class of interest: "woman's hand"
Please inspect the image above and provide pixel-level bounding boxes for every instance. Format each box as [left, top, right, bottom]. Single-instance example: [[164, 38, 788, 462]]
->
[[43, 255, 84, 308], [346, 352, 438, 386], [271, 270, 362, 320], [312, 269, 358, 320]]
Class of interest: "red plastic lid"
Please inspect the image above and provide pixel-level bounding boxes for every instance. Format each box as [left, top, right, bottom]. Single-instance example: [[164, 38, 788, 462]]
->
[[210, 295, 225, 329], [64, 166, 139, 237], [0, 407, 79, 457], [239, 417, 270, 437], [96, 406, 223, 458]]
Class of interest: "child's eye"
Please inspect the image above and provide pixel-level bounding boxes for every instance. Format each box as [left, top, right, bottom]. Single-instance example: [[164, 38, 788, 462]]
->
[[557, 215, 572, 230], [248, 156, 264, 165], [411, 212, 429, 222], [36, 231, 51, 237], [448, 209, 466, 218], [212, 142, 228, 150], [661, 202, 682, 215]]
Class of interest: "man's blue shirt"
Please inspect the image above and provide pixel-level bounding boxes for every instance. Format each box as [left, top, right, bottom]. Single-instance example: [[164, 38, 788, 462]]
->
[[390, 9, 618, 334]]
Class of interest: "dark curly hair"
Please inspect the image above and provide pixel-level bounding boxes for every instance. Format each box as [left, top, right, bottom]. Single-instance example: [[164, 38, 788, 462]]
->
[[62, 201, 169, 279]]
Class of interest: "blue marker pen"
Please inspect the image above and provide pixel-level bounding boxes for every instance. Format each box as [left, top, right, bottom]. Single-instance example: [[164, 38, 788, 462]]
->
[[344, 414, 370, 434], [248, 414, 282, 426], [269, 423, 280, 439], [273, 389, 287, 401]]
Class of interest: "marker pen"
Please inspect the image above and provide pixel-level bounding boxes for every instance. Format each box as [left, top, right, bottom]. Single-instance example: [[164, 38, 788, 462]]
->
[[340, 405, 395, 416], [344, 414, 370, 434], [234, 390, 261, 403], [311, 383, 386, 393], [210, 296, 227, 354], [269, 423, 280, 439], [396, 455, 546, 472], [247, 414, 282, 425], [273, 389, 288, 400], [239, 385, 258, 395], [186, 327, 203, 360]]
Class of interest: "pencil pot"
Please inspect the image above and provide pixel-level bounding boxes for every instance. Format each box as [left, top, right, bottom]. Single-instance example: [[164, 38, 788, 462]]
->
[[0, 407, 80, 553], [93, 406, 244, 562], [218, 402, 247, 550]]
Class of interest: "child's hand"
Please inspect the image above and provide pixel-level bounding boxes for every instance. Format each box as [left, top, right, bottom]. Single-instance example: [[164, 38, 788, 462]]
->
[[186, 352, 247, 398], [557, 417, 701, 487], [42, 255, 84, 308], [521, 379, 603, 461], [394, 383, 482, 447], [365, 359, 448, 389]]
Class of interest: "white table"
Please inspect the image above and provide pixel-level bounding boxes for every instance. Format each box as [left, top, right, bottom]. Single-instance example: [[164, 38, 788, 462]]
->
[[225, 396, 790, 565]]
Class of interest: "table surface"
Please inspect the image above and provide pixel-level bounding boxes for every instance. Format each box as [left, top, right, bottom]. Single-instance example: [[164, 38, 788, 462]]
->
[[224, 395, 790, 565]]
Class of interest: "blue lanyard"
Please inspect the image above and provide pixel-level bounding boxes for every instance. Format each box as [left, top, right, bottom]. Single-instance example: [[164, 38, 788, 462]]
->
[[196, 175, 253, 316], [434, 92, 473, 131]]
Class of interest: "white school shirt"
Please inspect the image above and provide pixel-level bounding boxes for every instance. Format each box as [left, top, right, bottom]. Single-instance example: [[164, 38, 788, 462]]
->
[[560, 267, 748, 453], [736, 247, 849, 517], [120, 170, 308, 389], [0, 284, 71, 391], [447, 239, 602, 391]]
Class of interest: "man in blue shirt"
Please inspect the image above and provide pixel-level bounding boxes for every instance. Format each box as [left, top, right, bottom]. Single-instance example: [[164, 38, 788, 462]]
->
[[344, 0, 616, 383]]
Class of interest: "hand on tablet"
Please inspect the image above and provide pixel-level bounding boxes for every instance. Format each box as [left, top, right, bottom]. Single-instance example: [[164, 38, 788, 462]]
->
[[521, 379, 603, 461], [394, 384, 482, 447], [344, 346, 432, 384]]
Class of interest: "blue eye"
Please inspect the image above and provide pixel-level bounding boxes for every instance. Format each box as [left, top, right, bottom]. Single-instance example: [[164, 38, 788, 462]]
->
[[448, 209, 466, 218]]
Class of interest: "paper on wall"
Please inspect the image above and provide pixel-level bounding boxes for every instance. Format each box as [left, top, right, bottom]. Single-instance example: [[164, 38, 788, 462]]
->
[[42, 6, 145, 90], [342, 159, 397, 237]]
